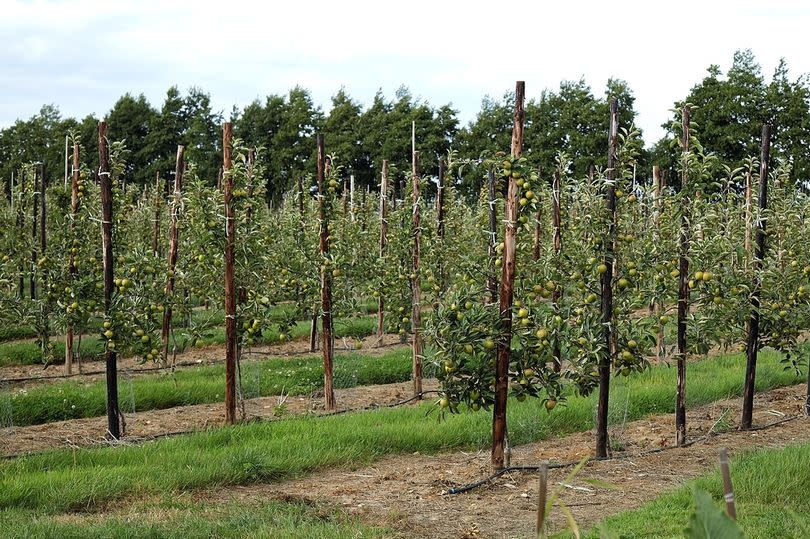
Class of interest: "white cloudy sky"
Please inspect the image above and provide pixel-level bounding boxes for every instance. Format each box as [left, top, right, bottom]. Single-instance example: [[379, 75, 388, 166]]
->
[[2, 0, 808, 144]]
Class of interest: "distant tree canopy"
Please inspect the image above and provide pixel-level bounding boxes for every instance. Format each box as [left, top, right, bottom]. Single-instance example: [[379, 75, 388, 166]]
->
[[650, 49, 810, 188], [1, 49, 808, 201]]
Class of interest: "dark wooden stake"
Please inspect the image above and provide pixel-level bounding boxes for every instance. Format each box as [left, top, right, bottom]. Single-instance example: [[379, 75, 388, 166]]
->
[[719, 448, 737, 520], [99, 121, 120, 439], [536, 462, 549, 538], [161, 146, 184, 368], [595, 98, 619, 459], [411, 151, 423, 398], [742, 124, 771, 429], [223, 123, 237, 425], [317, 135, 336, 411], [492, 81, 524, 469], [378, 160, 389, 339], [675, 107, 692, 447]]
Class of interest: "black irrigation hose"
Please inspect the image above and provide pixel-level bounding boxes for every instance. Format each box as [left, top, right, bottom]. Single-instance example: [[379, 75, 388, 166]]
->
[[445, 414, 808, 495]]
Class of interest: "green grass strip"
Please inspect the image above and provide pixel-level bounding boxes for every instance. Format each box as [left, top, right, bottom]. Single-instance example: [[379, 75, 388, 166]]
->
[[4, 347, 414, 426], [586, 441, 810, 538], [0, 497, 387, 539], [0, 348, 803, 514]]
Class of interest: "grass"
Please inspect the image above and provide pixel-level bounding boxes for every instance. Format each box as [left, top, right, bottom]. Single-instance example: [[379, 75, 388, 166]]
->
[[0, 313, 377, 368], [0, 347, 804, 515], [587, 441, 810, 538], [5, 347, 416, 426], [0, 325, 36, 342], [0, 496, 387, 538]]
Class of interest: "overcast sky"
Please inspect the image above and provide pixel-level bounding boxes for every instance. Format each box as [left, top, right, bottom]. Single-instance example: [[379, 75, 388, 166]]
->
[[2, 0, 809, 145]]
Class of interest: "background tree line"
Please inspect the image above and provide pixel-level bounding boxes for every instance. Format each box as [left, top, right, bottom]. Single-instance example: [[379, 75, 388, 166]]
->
[[1, 50, 808, 202]]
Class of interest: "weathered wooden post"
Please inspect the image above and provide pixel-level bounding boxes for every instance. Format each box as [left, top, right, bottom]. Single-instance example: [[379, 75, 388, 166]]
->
[[492, 81, 524, 469]]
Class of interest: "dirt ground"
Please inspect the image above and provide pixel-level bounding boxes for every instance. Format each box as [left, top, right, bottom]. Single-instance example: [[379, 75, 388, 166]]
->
[[208, 383, 808, 539]]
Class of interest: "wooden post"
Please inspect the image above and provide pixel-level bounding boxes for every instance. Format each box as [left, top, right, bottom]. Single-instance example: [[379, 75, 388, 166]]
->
[[411, 150, 423, 398], [437, 157, 446, 239], [595, 98, 619, 459], [492, 81, 524, 469], [317, 134, 336, 411], [378, 160, 389, 339], [719, 448, 737, 520], [676, 107, 691, 447], [223, 123, 237, 425], [551, 170, 562, 373], [152, 172, 162, 256], [161, 146, 185, 368], [65, 144, 80, 375], [536, 462, 549, 538], [486, 168, 498, 304], [99, 121, 120, 439], [742, 124, 771, 430]]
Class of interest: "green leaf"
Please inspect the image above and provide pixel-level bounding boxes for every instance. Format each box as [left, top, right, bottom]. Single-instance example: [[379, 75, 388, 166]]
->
[[684, 489, 743, 539]]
